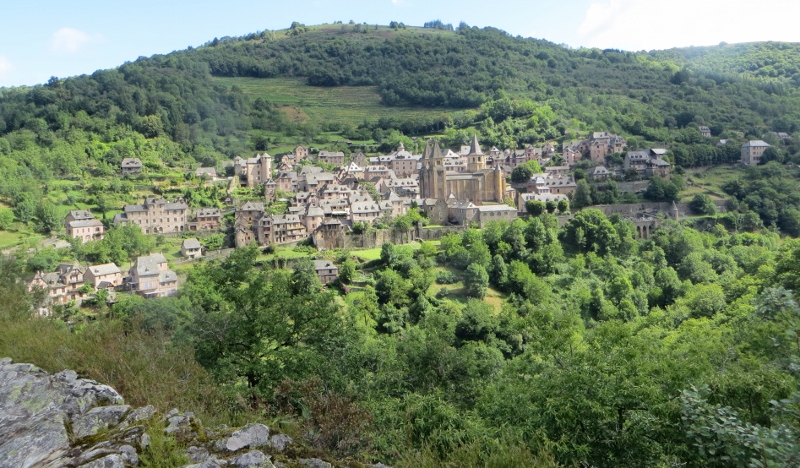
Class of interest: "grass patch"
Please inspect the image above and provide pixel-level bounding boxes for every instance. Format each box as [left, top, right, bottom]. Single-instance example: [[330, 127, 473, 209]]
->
[[211, 77, 460, 127], [683, 165, 743, 200], [0, 230, 24, 249]]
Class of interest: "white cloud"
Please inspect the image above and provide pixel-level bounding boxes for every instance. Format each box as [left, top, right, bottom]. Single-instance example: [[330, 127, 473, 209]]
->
[[577, 0, 800, 50], [51, 27, 101, 54]]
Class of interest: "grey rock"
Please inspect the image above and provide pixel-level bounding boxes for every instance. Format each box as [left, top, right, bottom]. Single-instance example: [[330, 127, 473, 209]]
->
[[139, 433, 151, 449], [167, 408, 180, 418], [166, 411, 196, 436], [230, 450, 275, 468], [125, 405, 156, 424], [80, 454, 125, 468], [268, 434, 293, 451], [0, 358, 140, 468], [368, 464, 392, 468], [119, 444, 139, 466], [299, 458, 332, 468], [72, 404, 131, 439], [186, 446, 210, 463], [183, 461, 223, 468], [224, 423, 270, 452]]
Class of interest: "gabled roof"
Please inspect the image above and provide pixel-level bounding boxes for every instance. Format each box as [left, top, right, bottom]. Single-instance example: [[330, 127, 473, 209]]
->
[[182, 238, 202, 249], [133, 254, 168, 277], [87, 263, 121, 276]]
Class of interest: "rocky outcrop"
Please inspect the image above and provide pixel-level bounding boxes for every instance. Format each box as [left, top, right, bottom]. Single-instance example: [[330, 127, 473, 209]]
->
[[0, 358, 146, 467], [0, 358, 387, 468]]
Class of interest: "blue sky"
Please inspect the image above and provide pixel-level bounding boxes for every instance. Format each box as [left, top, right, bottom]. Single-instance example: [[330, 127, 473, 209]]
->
[[1, 0, 799, 88]]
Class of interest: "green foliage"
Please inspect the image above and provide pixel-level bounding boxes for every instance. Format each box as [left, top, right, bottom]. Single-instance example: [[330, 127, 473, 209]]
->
[[463, 264, 489, 299], [689, 193, 717, 215]]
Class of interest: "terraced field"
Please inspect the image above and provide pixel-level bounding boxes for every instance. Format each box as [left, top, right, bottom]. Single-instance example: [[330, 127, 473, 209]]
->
[[211, 77, 459, 126]]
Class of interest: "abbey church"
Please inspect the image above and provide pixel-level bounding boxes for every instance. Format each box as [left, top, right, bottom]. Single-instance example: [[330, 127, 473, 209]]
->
[[419, 136, 507, 203]]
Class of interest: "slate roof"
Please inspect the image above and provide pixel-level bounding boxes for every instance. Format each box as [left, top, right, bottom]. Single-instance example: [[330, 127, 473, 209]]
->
[[182, 238, 202, 250], [87, 263, 121, 276], [134, 254, 168, 277]]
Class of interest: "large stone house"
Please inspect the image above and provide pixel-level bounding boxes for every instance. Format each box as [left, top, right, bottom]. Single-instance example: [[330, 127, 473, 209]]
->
[[318, 151, 345, 165], [419, 136, 507, 204], [127, 254, 178, 298], [64, 210, 105, 243], [741, 140, 770, 165], [113, 198, 188, 234], [256, 214, 308, 245], [368, 143, 422, 177], [235, 201, 264, 226], [578, 132, 626, 163]]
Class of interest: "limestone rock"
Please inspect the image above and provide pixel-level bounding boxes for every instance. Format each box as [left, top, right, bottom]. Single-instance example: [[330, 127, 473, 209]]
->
[[268, 433, 293, 451], [230, 450, 275, 468], [186, 445, 211, 463], [72, 404, 131, 439], [299, 458, 332, 468], [183, 461, 223, 468], [79, 454, 125, 468], [224, 423, 270, 452]]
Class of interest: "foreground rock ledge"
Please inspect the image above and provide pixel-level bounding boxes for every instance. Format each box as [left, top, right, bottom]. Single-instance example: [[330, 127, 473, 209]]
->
[[0, 358, 388, 468]]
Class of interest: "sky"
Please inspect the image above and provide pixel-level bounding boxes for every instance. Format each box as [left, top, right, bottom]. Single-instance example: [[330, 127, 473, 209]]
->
[[1, 0, 800, 88]]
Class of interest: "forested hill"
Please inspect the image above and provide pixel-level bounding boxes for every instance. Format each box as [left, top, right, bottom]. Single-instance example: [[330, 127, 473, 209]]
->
[[2, 22, 800, 197]]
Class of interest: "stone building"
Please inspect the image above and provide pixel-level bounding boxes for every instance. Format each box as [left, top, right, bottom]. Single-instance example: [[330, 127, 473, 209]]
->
[[127, 254, 177, 298], [120, 158, 142, 176], [313, 260, 339, 285], [741, 140, 770, 165], [64, 210, 105, 243], [113, 198, 188, 234], [419, 136, 506, 204], [256, 214, 308, 245], [233, 153, 272, 189]]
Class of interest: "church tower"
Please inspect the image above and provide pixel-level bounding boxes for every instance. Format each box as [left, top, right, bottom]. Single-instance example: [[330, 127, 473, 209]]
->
[[419, 139, 447, 200], [467, 134, 486, 172]]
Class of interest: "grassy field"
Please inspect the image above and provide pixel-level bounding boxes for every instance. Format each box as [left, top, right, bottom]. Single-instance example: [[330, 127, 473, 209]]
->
[[211, 77, 460, 127], [427, 266, 506, 309], [682, 165, 742, 200]]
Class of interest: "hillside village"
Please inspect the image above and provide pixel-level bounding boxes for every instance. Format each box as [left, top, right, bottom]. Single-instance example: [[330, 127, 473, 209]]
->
[[28, 128, 770, 313]]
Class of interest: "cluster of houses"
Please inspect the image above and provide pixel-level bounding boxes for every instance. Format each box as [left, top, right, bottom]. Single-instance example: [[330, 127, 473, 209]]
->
[[27, 253, 178, 314]]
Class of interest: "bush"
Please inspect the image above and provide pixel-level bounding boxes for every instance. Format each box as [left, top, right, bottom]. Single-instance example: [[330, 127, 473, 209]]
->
[[436, 271, 459, 284]]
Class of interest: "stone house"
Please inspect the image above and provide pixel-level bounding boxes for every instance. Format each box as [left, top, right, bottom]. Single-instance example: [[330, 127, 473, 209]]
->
[[235, 201, 264, 226], [313, 260, 339, 285], [256, 214, 308, 245], [113, 198, 188, 234], [293, 145, 309, 164], [699, 126, 711, 137], [120, 158, 142, 176], [83, 263, 122, 289], [194, 167, 217, 179], [181, 238, 203, 259], [475, 205, 517, 227], [188, 207, 222, 231], [578, 132, 626, 163], [65, 210, 105, 243], [419, 198, 449, 225], [318, 151, 345, 165], [350, 200, 382, 225], [741, 140, 770, 165], [127, 254, 177, 298], [27, 263, 87, 305], [276, 171, 298, 192], [233, 154, 272, 189]]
